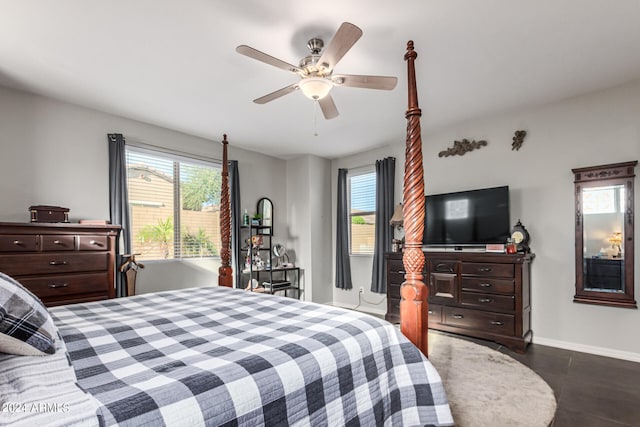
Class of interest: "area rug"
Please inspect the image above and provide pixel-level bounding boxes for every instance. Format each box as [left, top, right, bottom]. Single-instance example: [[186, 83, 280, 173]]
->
[[427, 332, 557, 427]]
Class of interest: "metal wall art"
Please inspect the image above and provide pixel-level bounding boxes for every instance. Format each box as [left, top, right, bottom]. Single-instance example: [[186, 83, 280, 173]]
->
[[512, 130, 527, 151], [438, 138, 487, 157]]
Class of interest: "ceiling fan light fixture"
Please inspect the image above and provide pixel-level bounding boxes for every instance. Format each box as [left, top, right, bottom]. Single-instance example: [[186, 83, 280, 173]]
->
[[299, 77, 333, 100]]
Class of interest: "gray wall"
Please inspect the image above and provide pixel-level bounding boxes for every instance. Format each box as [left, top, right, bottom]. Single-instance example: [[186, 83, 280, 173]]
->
[[0, 85, 287, 294], [331, 78, 640, 361], [285, 154, 333, 304]]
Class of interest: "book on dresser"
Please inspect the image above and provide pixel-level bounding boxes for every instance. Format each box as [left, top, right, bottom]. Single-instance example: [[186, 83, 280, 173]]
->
[[385, 250, 534, 353], [0, 222, 121, 307]]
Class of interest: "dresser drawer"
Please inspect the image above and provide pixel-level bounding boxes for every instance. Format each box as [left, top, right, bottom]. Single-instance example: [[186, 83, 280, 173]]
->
[[461, 277, 515, 295], [79, 235, 110, 251], [428, 303, 442, 325], [461, 262, 514, 278], [388, 283, 401, 299], [388, 257, 405, 273], [460, 291, 515, 312], [42, 234, 75, 251], [19, 273, 109, 299], [388, 271, 406, 286], [443, 306, 515, 336], [430, 260, 458, 274], [0, 253, 109, 276], [44, 294, 110, 307], [0, 235, 38, 252]]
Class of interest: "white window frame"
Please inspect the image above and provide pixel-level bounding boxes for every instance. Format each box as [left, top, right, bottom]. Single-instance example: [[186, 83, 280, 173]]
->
[[125, 145, 222, 262], [348, 167, 376, 256]]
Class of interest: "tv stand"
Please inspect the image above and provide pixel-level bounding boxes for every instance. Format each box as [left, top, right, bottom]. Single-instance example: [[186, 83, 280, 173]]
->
[[385, 251, 534, 353]]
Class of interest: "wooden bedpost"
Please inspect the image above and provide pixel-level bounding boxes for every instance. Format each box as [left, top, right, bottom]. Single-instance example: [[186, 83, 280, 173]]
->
[[218, 134, 233, 287], [400, 41, 428, 355]]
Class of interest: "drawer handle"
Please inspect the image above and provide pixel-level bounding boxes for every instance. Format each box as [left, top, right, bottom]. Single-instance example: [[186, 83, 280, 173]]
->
[[436, 263, 454, 273], [479, 283, 492, 287], [479, 267, 493, 272], [428, 310, 434, 314], [48, 283, 69, 289], [53, 240, 63, 244], [490, 320, 504, 326], [13, 240, 23, 245], [49, 261, 68, 266], [453, 314, 464, 319], [398, 270, 407, 274], [89, 240, 103, 246], [478, 298, 493, 303]]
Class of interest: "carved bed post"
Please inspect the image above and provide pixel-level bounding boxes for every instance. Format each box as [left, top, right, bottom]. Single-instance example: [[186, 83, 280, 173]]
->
[[400, 41, 428, 355], [218, 134, 233, 287]]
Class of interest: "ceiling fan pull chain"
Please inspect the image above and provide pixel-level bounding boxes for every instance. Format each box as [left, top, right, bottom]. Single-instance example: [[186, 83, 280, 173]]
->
[[313, 100, 319, 136]]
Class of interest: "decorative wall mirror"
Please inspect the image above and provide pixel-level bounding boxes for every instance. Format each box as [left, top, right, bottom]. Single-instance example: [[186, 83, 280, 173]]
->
[[256, 197, 273, 235], [572, 161, 637, 308]]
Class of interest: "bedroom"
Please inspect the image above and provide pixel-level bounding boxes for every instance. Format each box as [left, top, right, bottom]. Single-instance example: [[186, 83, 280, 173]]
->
[[0, 1, 639, 426]]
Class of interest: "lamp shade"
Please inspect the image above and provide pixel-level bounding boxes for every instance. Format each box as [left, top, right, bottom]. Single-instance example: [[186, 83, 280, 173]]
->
[[389, 203, 404, 227], [299, 77, 332, 100]]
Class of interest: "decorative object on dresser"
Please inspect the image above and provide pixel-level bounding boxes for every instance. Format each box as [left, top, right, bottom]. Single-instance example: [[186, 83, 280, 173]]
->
[[387, 251, 534, 353], [0, 222, 121, 307], [29, 205, 69, 223], [438, 138, 487, 157], [510, 219, 530, 253]]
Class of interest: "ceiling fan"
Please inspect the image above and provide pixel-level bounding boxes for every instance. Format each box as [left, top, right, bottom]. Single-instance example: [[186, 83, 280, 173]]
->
[[236, 22, 398, 120]]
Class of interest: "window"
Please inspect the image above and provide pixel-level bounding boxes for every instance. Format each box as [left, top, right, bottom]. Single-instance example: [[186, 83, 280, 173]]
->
[[349, 170, 376, 254], [583, 185, 625, 215], [125, 146, 222, 261]]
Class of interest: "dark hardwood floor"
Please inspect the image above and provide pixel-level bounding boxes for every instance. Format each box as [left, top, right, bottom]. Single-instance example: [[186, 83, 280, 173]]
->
[[449, 332, 640, 426]]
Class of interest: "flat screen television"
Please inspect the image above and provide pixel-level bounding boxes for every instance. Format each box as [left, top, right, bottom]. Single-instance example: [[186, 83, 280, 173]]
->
[[423, 185, 510, 247]]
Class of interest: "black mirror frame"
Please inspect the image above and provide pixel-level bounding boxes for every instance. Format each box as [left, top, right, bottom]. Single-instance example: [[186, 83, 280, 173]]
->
[[256, 197, 273, 236], [572, 161, 637, 309]]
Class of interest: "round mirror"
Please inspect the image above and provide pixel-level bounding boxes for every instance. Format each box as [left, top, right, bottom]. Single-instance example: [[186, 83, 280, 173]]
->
[[273, 243, 288, 268], [273, 243, 286, 258]]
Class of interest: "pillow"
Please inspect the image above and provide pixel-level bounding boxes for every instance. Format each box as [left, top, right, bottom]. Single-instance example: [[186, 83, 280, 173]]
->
[[0, 272, 56, 355]]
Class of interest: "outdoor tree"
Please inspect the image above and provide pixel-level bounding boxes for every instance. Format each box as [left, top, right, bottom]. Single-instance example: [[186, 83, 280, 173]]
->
[[138, 217, 174, 259], [182, 227, 217, 257], [181, 166, 221, 211]]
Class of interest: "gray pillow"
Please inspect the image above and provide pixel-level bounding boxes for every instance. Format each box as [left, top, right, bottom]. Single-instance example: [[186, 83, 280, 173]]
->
[[0, 272, 56, 355]]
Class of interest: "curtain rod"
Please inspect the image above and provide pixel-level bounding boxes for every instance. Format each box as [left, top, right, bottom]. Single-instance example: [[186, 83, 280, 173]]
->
[[346, 156, 396, 172], [125, 137, 222, 165]]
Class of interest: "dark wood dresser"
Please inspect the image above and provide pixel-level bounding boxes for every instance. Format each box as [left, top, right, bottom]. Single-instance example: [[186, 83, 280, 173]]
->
[[386, 251, 534, 353], [0, 222, 120, 307]]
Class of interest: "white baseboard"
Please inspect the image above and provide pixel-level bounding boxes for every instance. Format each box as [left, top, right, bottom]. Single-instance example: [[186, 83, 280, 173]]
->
[[533, 336, 640, 363], [330, 301, 387, 317]]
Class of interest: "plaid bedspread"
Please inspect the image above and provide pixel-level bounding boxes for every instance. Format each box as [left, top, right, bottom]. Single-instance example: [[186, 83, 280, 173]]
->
[[51, 286, 453, 426]]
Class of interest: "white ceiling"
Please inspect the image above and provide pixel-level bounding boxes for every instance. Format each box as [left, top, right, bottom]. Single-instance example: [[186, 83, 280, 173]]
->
[[1, 1, 639, 159]]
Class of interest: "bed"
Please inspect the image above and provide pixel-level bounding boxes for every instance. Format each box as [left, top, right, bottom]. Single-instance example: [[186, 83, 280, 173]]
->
[[0, 41, 449, 426]]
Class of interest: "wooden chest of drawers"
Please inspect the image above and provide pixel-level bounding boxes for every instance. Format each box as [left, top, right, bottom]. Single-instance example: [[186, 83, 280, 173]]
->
[[0, 222, 120, 307], [385, 251, 533, 353]]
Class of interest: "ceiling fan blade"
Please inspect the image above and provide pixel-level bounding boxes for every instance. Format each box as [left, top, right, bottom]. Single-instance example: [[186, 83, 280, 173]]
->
[[253, 83, 299, 104], [236, 45, 302, 74], [318, 95, 339, 120], [332, 74, 398, 90], [317, 22, 363, 72]]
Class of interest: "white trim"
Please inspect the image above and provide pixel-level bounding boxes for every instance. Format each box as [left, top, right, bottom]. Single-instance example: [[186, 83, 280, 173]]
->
[[533, 336, 640, 363]]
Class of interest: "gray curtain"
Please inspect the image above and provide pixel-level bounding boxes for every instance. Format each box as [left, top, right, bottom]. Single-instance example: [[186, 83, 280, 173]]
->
[[335, 168, 352, 290], [229, 160, 242, 288], [108, 133, 132, 298], [371, 157, 395, 293]]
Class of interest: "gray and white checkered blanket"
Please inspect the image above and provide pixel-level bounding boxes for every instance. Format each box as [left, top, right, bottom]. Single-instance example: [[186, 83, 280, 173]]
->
[[51, 286, 453, 426]]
